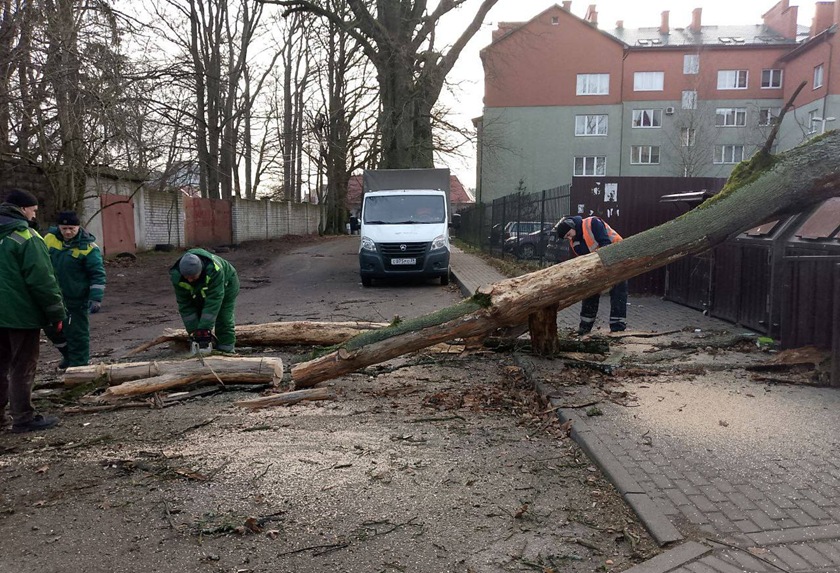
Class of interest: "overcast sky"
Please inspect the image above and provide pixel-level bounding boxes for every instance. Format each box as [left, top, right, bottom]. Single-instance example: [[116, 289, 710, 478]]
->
[[440, 0, 820, 188]]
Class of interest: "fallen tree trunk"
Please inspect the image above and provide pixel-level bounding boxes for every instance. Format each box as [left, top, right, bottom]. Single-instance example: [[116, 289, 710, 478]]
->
[[65, 356, 284, 387], [291, 131, 840, 387], [125, 321, 389, 356], [234, 387, 337, 409]]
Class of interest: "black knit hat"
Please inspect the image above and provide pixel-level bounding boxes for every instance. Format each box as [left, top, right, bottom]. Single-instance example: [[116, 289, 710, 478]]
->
[[554, 218, 576, 237], [57, 211, 80, 226], [4, 188, 38, 208]]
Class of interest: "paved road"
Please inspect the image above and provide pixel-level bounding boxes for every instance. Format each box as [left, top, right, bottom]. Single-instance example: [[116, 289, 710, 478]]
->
[[236, 235, 463, 326]]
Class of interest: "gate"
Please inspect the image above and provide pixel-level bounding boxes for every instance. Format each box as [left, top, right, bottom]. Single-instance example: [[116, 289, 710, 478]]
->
[[184, 197, 232, 247], [100, 194, 136, 255]]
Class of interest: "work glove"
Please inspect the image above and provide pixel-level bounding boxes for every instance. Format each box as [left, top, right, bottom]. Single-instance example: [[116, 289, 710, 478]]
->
[[53, 320, 63, 334], [88, 300, 101, 314], [191, 329, 213, 348]]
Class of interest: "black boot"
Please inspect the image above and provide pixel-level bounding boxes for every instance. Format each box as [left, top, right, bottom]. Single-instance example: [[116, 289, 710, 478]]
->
[[58, 348, 69, 369]]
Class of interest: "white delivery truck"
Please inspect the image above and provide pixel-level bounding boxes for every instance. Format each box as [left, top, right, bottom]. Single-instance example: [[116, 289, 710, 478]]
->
[[358, 168, 451, 287]]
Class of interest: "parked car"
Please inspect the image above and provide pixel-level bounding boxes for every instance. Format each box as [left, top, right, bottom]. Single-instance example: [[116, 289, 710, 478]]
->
[[503, 223, 555, 259], [490, 221, 551, 247]]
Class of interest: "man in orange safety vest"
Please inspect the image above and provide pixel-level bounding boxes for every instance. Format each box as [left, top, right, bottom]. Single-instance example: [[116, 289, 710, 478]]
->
[[553, 216, 627, 335]]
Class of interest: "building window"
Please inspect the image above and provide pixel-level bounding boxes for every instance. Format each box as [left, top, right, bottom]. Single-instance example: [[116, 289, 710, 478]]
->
[[575, 114, 608, 136], [717, 69, 748, 89], [574, 156, 606, 176], [761, 69, 782, 88], [633, 71, 664, 91], [714, 144, 745, 164], [683, 54, 699, 74], [681, 128, 696, 146], [715, 108, 747, 127], [576, 73, 609, 95], [808, 109, 819, 133], [682, 90, 697, 109], [758, 107, 780, 126], [814, 64, 824, 89], [632, 109, 663, 128], [630, 145, 660, 164]]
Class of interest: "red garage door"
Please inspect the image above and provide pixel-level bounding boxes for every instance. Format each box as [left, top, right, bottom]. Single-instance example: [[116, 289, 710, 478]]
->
[[100, 194, 136, 255]]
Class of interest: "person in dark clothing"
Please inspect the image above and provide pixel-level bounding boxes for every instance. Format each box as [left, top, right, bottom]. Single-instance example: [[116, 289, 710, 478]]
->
[[0, 188, 66, 433], [553, 215, 628, 335], [170, 249, 240, 353], [43, 211, 106, 368]]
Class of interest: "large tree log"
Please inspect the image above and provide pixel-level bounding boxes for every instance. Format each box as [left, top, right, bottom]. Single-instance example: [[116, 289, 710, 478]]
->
[[291, 131, 840, 387], [65, 356, 284, 387], [125, 321, 389, 356]]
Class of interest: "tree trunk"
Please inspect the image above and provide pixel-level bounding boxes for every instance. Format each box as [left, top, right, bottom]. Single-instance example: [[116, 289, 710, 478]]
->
[[126, 320, 389, 356], [65, 356, 283, 387], [291, 132, 840, 387], [528, 303, 559, 355]]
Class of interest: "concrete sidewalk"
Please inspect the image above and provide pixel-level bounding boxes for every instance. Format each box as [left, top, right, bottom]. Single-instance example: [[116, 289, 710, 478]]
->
[[449, 247, 840, 573]]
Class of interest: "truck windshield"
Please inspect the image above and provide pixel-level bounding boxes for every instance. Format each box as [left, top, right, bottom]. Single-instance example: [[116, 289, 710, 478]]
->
[[363, 195, 446, 224]]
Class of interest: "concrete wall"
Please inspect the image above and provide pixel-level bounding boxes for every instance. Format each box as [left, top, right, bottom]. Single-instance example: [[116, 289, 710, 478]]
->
[[231, 198, 320, 243]]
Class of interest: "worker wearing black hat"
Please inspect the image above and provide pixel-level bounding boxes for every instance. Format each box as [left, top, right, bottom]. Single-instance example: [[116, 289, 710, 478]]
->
[[0, 187, 65, 432], [43, 210, 106, 368], [554, 215, 628, 335]]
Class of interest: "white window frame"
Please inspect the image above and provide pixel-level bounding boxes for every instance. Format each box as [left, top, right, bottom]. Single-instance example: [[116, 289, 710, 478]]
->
[[683, 54, 699, 75], [682, 90, 697, 109], [573, 156, 606, 176], [630, 145, 661, 165], [714, 144, 745, 164], [633, 71, 664, 91], [761, 69, 782, 89], [576, 73, 610, 95], [814, 64, 824, 89], [681, 127, 696, 146], [758, 107, 780, 126], [574, 114, 608, 136], [632, 109, 663, 128], [715, 108, 747, 127], [717, 69, 748, 90]]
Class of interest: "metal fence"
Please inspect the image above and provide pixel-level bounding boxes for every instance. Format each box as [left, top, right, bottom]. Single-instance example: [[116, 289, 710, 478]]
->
[[456, 185, 571, 264]]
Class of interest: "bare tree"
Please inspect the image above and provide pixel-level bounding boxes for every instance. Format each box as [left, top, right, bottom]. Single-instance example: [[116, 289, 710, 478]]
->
[[261, 0, 501, 169]]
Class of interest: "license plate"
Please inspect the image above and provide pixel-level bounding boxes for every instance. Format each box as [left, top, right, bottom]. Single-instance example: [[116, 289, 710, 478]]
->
[[391, 258, 416, 265]]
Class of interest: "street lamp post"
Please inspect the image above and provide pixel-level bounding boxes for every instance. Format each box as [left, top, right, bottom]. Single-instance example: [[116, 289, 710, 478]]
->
[[812, 116, 836, 134]]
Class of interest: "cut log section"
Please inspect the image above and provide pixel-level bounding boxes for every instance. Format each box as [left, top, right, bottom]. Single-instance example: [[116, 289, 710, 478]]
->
[[63, 356, 283, 400], [125, 321, 389, 356], [234, 387, 337, 409]]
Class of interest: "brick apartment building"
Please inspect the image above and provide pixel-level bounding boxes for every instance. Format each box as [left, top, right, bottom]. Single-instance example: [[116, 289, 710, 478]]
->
[[475, 0, 839, 202]]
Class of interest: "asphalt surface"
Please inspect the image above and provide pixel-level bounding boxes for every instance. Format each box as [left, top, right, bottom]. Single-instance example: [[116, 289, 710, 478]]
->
[[449, 246, 840, 573]]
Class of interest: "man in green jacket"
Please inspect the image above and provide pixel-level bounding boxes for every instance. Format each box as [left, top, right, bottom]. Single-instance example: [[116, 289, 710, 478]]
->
[[44, 211, 106, 368], [0, 188, 66, 433], [170, 249, 240, 353]]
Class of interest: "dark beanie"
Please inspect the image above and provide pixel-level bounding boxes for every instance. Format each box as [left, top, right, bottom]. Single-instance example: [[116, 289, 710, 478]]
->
[[57, 211, 80, 226], [179, 253, 204, 277], [4, 188, 38, 208], [554, 218, 576, 237]]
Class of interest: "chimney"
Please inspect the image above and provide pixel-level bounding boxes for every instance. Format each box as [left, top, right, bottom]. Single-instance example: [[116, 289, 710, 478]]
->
[[689, 7, 702, 33], [562, 1, 571, 11], [585, 4, 598, 26], [762, 0, 797, 39], [811, 1, 835, 36], [660, 10, 670, 35], [616, 20, 624, 30]]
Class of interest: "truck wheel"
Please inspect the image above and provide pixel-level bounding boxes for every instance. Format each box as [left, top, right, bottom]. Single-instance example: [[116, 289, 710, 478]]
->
[[440, 272, 450, 286], [361, 276, 372, 287]]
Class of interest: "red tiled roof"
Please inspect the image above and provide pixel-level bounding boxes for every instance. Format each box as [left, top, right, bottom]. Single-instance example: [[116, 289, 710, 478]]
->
[[345, 174, 473, 211]]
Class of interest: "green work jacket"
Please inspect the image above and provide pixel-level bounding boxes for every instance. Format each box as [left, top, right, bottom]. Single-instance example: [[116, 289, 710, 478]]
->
[[169, 248, 238, 332], [0, 204, 66, 329], [44, 226, 106, 306]]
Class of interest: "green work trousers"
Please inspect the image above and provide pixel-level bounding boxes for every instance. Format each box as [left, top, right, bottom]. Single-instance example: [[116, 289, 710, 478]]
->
[[45, 303, 90, 367]]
